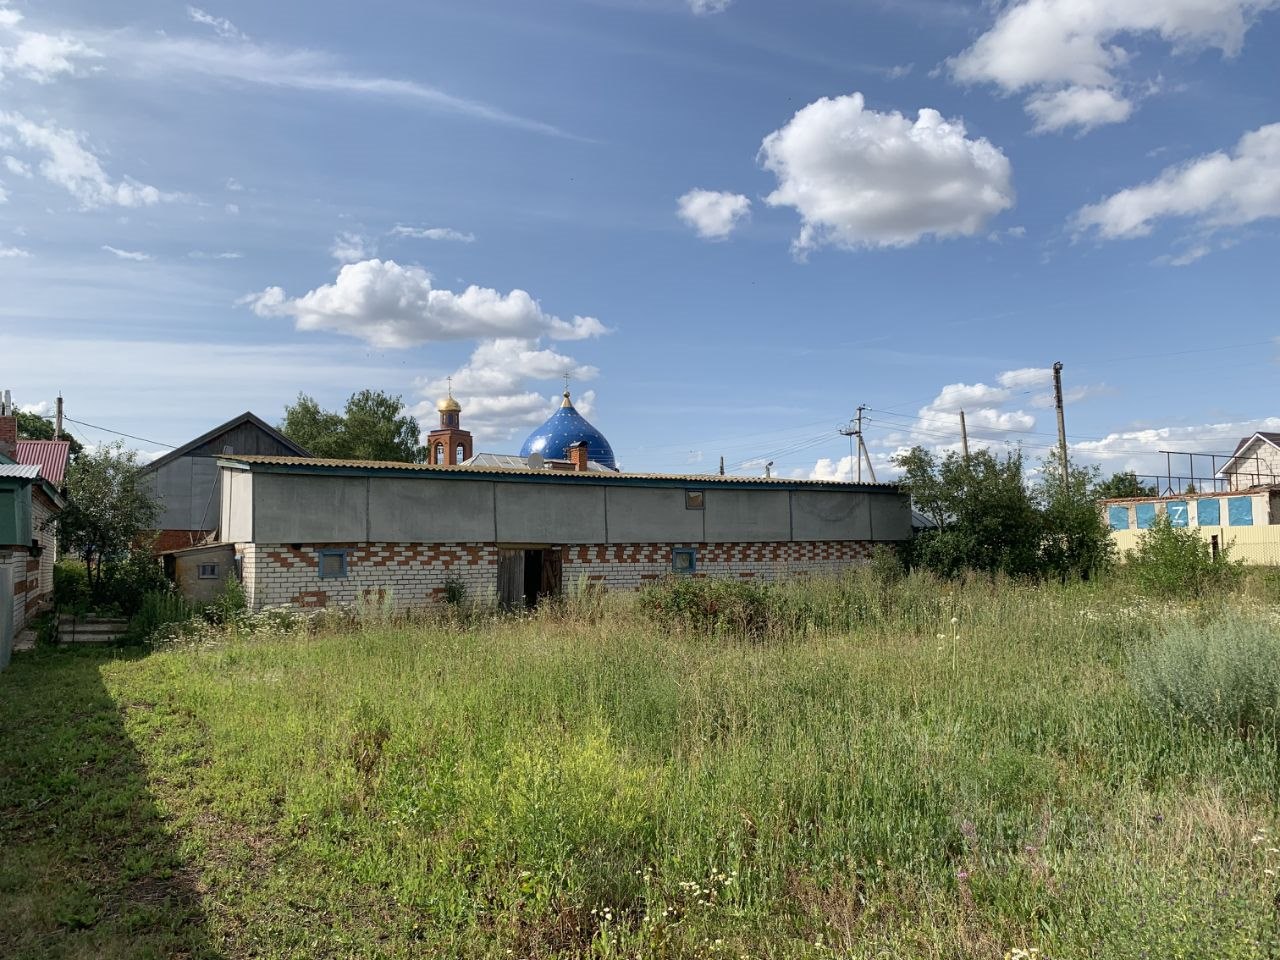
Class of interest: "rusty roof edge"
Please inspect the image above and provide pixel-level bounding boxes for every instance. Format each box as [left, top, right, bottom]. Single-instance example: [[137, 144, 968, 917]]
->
[[214, 454, 901, 491]]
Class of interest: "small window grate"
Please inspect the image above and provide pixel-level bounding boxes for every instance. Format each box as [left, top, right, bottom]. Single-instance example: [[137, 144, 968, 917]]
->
[[197, 563, 220, 579], [672, 547, 696, 575], [685, 490, 705, 510], [318, 550, 348, 579]]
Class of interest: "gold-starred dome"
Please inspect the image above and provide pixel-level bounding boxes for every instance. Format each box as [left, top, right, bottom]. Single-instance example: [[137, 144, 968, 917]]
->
[[437, 394, 462, 414]]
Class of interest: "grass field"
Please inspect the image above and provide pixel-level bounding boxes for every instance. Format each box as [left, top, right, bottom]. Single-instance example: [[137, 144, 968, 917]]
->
[[3, 572, 1279, 958]]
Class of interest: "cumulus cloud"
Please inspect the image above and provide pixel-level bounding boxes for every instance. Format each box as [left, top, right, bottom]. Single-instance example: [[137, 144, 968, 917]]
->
[[390, 225, 476, 243], [102, 245, 151, 261], [412, 337, 601, 443], [689, 0, 733, 13], [759, 92, 1014, 254], [0, 7, 97, 83], [0, 112, 173, 209], [997, 367, 1054, 389], [676, 189, 751, 240], [1073, 122, 1280, 241], [243, 258, 610, 349], [0, 244, 31, 257], [4, 155, 31, 177], [949, 0, 1280, 133], [1073, 416, 1280, 476], [19, 399, 52, 416], [330, 231, 374, 263]]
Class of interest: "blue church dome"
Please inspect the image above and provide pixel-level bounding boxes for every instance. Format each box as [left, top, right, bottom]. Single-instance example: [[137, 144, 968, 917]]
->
[[520, 391, 617, 470]]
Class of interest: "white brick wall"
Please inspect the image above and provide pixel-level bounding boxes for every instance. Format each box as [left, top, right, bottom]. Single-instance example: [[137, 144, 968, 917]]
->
[[238, 540, 875, 612]]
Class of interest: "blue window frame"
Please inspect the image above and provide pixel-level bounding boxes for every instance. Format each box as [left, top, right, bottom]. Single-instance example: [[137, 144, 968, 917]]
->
[[1107, 505, 1130, 531], [1135, 502, 1157, 529], [672, 547, 697, 575], [1196, 498, 1221, 526], [1166, 501, 1188, 528], [318, 549, 348, 579], [1228, 497, 1254, 527]]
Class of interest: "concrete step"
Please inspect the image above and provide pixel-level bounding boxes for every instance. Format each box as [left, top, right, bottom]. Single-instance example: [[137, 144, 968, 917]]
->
[[58, 616, 131, 645]]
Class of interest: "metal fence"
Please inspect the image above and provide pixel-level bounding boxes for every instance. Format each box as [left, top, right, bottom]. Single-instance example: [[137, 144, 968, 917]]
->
[[1111, 525, 1280, 566]]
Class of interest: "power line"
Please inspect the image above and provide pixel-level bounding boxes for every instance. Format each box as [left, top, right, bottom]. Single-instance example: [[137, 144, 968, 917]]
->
[[62, 415, 176, 449]]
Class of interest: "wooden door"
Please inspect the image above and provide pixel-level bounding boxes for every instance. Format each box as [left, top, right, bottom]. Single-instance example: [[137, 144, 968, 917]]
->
[[497, 549, 524, 611], [540, 549, 563, 600]]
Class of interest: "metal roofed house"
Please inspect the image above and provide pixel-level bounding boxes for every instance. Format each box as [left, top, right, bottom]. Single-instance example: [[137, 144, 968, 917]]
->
[[140, 411, 310, 554], [213, 454, 912, 611], [1, 405, 67, 645]]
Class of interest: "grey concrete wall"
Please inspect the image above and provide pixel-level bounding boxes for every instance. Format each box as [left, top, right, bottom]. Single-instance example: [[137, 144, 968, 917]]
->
[[791, 490, 873, 541], [605, 487, 705, 542], [220, 469, 254, 543], [369, 477, 496, 541], [173, 544, 237, 604], [868, 494, 913, 542], [254, 474, 368, 543], [238, 469, 913, 546], [494, 483, 607, 544], [704, 489, 791, 543]]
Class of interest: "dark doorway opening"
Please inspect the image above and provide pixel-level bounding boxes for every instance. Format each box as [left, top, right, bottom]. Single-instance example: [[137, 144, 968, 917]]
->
[[497, 547, 563, 610]]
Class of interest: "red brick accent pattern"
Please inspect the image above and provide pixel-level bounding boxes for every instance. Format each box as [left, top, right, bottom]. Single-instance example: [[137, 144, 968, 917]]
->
[[238, 540, 873, 612]]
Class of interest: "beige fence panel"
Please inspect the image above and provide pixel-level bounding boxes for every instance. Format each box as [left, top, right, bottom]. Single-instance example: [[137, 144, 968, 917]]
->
[[1111, 525, 1280, 566]]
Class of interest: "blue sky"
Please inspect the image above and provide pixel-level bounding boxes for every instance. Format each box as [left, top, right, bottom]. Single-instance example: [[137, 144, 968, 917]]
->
[[1, 0, 1277, 482]]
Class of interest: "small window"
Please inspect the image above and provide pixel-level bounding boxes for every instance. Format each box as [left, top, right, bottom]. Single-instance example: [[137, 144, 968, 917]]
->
[[197, 562, 220, 579], [1135, 502, 1157, 529], [672, 547, 696, 575], [685, 490, 705, 510], [318, 549, 348, 579], [455, 443, 466, 463], [1166, 501, 1188, 528], [1107, 505, 1129, 531], [1197, 498, 1221, 526], [434, 442, 445, 464], [1228, 496, 1254, 527]]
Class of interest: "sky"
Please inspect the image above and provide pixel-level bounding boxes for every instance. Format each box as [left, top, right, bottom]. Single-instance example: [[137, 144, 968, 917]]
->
[[1, 0, 1278, 485]]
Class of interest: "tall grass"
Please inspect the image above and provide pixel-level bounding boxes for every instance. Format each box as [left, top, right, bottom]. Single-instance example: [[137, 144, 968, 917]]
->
[[100, 570, 1280, 958]]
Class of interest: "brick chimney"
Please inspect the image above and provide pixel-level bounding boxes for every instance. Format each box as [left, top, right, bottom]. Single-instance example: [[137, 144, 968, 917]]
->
[[569, 441, 589, 472], [0, 389, 16, 461]]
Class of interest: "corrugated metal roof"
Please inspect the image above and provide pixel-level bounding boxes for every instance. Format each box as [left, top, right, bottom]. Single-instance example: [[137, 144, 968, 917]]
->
[[463, 452, 615, 473], [16, 440, 70, 486], [217, 453, 899, 489], [0, 463, 41, 479]]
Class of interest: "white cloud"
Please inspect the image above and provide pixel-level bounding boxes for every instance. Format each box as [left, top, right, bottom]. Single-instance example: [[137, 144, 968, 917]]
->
[[0, 244, 31, 258], [390, 225, 476, 243], [19, 400, 51, 416], [676, 189, 751, 240], [224, 202, 239, 215], [330, 230, 374, 263], [187, 6, 247, 42], [3, 155, 31, 177], [759, 92, 1014, 253], [413, 337, 600, 443], [103, 32, 571, 138], [102, 245, 151, 261], [0, 9, 96, 83], [243, 258, 610, 349], [0, 112, 173, 209], [949, 0, 1280, 133], [689, 0, 733, 13], [188, 249, 243, 259], [1073, 122, 1280, 240], [1073, 416, 1280, 476], [225, 177, 243, 191], [997, 367, 1054, 390], [1026, 86, 1133, 133]]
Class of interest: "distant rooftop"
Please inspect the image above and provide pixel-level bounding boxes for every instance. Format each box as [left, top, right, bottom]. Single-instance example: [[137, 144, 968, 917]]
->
[[16, 439, 70, 487]]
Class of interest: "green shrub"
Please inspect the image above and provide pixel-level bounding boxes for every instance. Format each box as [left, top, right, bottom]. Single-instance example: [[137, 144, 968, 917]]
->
[[207, 575, 248, 625], [638, 576, 774, 639], [868, 544, 905, 585], [127, 590, 200, 644], [1127, 515, 1242, 597], [1132, 616, 1280, 736], [442, 576, 466, 606], [93, 547, 170, 617], [53, 559, 91, 614]]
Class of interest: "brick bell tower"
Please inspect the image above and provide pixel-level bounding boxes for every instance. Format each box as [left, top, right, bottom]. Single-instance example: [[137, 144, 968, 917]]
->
[[426, 380, 473, 466]]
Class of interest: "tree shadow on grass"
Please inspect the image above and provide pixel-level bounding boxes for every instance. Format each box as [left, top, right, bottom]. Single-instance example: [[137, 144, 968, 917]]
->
[[0, 648, 222, 960]]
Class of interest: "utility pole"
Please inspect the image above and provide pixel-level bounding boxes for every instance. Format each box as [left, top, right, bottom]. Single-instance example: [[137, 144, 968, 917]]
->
[[718, 455, 725, 476], [55, 394, 63, 438], [1052, 361, 1068, 482], [838, 422, 857, 481], [839, 406, 877, 482], [959, 409, 970, 462], [765, 461, 773, 479]]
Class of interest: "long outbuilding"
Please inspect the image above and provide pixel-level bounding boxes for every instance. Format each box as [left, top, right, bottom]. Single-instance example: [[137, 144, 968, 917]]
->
[[214, 455, 912, 611]]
